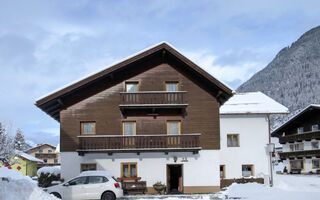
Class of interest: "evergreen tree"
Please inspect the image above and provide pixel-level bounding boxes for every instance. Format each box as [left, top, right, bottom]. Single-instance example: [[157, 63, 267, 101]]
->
[[14, 128, 26, 151], [0, 122, 16, 165]]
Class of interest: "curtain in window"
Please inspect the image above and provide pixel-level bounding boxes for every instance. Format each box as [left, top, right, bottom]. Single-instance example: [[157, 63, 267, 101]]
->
[[166, 83, 178, 91], [227, 136, 232, 147], [232, 136, 238, 147], [130, 165, 137, 177], [83, 123, 94, 134], [126, 84, 138, 92], [124, 123, 135, 135], [312, 159, 320, 168], [168, 122, 179, 135], [123, 165, 129, 177], [242, 166, 252, 177], [312, 142, 319, 150]]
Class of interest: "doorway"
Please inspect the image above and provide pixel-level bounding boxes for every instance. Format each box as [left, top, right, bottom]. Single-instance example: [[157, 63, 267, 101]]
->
[[167, 164, 183, 194]]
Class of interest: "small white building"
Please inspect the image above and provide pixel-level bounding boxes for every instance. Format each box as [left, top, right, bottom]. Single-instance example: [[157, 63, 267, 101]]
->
[[219, 92, 289, 182]]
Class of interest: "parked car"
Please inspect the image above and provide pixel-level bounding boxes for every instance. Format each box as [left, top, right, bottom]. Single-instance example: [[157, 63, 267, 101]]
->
[[44, 170, 123, 200]]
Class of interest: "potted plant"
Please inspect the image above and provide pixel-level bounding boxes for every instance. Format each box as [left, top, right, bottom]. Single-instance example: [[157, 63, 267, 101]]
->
[[153, 181, 165, 194], [283, 166, 288, 174]]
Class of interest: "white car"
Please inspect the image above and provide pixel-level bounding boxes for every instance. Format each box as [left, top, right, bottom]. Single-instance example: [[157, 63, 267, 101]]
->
[[45, 170, 123, 200]]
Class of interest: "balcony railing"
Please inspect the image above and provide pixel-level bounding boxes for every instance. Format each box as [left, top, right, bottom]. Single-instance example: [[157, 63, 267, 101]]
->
[[119, 91, 187, 107], [279, 149, 320, 160], [35, 153, 57, 159], [279, 130, 320, 144], [77, 134, 201, 154]]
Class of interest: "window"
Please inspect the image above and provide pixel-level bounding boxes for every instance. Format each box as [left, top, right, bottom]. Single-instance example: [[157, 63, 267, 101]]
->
[[54, 158, 58, 164], [242, 165, 253, 177], [121, 163, 137, 178], [297, 127, 304, 134], [166, 82, 179, 91], [122, 122, 136, 136], [312, 125, 319, 132], [88, 176, 108, 184], [43, 159, 47, 163], [81, 122, 96, 135], [68, 177, 88, 186], [81, 163, 97, 172], [290, 160, 304, 169], [167, 121, 181, 135], [312, 159, 320, 169], [289, 143, 304, 151], [39, 149, 43, 153], [125, 82, 139, 92], [312, 141, 319, 150], [48, 150, 52, 153], [227, 134, 239, 147], [220, 165, 225, 178]]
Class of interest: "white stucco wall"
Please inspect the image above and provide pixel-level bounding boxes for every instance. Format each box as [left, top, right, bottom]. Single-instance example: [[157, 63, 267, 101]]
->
[[220, 114, 271, 180], [61, 150, 220, 187]]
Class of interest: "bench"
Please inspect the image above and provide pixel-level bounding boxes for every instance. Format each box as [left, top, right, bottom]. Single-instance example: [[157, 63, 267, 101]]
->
[[291, 169, 302, 174], [121, 181, 147, 194]]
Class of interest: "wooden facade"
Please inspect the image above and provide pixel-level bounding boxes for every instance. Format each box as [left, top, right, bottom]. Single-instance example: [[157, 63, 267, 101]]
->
[[36, 43, 233, 154]]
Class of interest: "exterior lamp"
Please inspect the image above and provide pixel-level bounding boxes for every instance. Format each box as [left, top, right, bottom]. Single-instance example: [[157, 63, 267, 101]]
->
[[173, 156, 178, 163]]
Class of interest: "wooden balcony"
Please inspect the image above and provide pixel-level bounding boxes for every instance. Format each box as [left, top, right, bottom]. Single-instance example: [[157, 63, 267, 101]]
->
[[279, 130, 320, 144], [77, 134, 201, 155], [35, 153, 57, 159], [119, 91, 188, 109], [279, 149, 320, 160]]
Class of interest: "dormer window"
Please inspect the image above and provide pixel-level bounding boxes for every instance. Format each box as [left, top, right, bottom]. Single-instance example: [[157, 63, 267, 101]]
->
[[297, 127, 304, 134], [312, 125, 319, 132]]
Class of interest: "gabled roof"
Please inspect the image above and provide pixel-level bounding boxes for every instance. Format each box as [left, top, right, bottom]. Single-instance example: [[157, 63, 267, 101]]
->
[[271, 104, 320, 137], [35, 42, 233, 121], [220, 91, 289, 115], [25, 143, 56, 153]]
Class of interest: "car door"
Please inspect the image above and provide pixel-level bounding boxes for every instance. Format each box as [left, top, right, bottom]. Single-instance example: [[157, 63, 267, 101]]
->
[[63, 176, 88, 200], [86, 176, 110, 199]]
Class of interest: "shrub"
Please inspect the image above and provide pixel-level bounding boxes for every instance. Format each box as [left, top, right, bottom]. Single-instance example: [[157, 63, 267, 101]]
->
[[37, 166, 61, 188]]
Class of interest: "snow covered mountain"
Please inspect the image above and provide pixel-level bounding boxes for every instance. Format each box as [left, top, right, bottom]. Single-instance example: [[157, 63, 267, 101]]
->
[[237, 26, 320, 128]]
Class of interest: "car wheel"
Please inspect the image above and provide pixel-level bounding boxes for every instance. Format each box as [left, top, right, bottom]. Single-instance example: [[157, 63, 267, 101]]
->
[[50, 192, 62, 199], [101, 191, 115, 200]]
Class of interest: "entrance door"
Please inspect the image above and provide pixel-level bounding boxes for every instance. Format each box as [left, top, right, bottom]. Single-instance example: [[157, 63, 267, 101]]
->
[[167, 164, 183, 194]]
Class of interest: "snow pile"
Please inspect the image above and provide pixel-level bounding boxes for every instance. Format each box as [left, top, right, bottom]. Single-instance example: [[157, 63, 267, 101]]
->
[[37, 166, 61, 177], [0, 167, 58, 200], [220, 91, 289, 114], [220, 174, 320, 200]]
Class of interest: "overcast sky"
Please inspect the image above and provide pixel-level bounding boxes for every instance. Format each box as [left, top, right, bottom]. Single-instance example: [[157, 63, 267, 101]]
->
[[0, 0, 320, 146]]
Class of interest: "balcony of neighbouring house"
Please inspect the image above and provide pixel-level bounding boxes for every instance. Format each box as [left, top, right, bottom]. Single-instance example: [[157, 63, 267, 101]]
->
[[34, 153, 57, 159], [119, 91, 188, 114], [77, 133, 201, 155], [279, 130, 320, 144], [279, 149, 320, 160]]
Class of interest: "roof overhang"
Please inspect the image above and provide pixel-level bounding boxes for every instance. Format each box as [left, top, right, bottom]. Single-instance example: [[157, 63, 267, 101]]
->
[[36, 42, 233, 122]]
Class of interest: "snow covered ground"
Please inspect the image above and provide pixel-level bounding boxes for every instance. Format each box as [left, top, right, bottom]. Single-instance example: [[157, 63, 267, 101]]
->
[[219, 173, 320, 200], [0, 167, 58, 200]]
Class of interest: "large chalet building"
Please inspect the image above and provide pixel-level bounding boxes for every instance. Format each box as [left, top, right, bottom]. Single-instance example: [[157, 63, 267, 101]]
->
[[272, 104, 320, 174], [25, 143, 61, 168], [36, 42, 287, 193]]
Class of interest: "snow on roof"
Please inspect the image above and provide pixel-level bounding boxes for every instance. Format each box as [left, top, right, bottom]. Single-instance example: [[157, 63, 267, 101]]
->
[[36, 41, 233, 101], [17, 151, 43, 163], [79, 170, 113, 177], [220, 91, 289, 114], [55, 144, 60, 153]]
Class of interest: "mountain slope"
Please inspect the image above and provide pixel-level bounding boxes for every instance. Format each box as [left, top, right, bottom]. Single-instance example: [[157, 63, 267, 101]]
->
[[237, 26, 320, 128]]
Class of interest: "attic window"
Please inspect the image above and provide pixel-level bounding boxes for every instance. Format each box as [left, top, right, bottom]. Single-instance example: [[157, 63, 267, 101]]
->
[[312, 125, 319, 132], [125, 82, 139, 92], [297, 127, 304, 134], [81, 122, 96, 135]]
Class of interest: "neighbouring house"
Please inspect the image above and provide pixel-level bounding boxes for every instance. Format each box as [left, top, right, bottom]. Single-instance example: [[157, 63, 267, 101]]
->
[[35, 42, 233, 194], [272, 104, 320, 174], [25, 143, 61, 168], [219, 92, 288, 187], [0, 151, 43, 177]]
